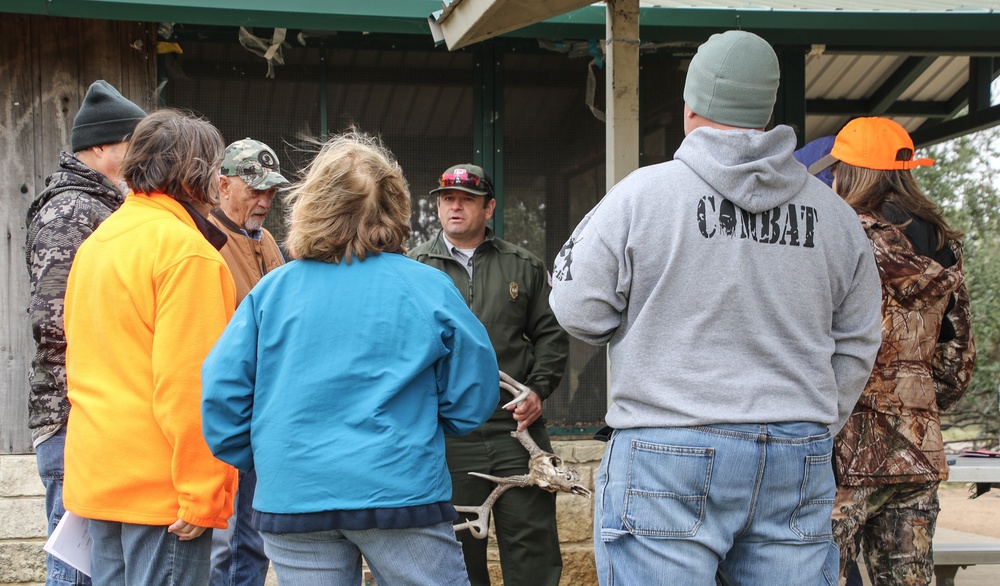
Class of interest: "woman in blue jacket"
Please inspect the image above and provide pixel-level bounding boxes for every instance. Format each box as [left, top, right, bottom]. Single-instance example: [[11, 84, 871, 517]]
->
[[202, 130, 499, 586]]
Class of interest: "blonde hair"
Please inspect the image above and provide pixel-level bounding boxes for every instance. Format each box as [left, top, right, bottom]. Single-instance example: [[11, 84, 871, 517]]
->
[[835, 162, 963, 250], [284, 131, 411, 263]]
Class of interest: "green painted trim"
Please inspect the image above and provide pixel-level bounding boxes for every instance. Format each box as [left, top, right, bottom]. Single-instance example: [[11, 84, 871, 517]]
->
[[8, 0, 441, 35], [9, 2, 1000, 50]]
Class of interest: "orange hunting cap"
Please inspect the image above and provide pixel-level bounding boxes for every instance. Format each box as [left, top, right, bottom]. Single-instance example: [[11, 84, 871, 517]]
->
[[809, 117, 934, 174]]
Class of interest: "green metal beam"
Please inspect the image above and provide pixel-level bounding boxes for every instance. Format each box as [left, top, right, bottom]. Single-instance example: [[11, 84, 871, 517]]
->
[[910, 104, 1000, 148], [913, 59, 1000, 136], [867, 56, 937, 116]]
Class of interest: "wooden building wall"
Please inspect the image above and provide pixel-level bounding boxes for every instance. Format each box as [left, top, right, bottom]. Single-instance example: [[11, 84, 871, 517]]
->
[[0, 14, 157, 454]]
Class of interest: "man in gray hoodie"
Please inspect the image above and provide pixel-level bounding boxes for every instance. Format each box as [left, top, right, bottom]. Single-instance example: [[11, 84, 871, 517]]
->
[[549, 30, 882, 585]]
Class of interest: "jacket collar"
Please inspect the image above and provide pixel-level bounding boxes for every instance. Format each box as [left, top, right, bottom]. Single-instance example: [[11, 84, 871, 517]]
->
[[134, 192, 229, 251], [26, 152, 125, 226], [429, 227, 496, 257], [181, 202, 228, 251], [209, 206, 263, 241]]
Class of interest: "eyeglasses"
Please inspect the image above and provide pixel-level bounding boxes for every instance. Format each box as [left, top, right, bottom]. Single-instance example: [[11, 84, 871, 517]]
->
[[439, 171, 488, 191]]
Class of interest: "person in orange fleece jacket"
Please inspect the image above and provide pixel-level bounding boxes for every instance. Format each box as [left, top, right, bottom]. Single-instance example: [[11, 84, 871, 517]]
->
[[63, 109, 238, 586]]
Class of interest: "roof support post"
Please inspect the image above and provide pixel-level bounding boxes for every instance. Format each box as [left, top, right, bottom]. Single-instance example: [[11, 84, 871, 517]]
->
[[474, 42, 505, 237], [604, 0, 639, 408], [775, 48, 807, 148], [605, 0, 640, 193], [969, 56, 993, 113], [319, 45, 328, 140]]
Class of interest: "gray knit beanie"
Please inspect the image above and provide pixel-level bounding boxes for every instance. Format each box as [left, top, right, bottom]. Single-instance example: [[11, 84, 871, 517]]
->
[[683, 31, 779, 129], [71, 80, 148, 152]]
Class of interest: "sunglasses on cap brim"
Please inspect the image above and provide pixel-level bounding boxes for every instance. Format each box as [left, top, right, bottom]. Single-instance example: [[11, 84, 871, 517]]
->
[[439, 172, 490, 192]]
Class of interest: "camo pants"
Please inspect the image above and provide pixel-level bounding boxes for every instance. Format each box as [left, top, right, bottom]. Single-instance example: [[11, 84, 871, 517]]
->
[[832, 482, 940, 586]]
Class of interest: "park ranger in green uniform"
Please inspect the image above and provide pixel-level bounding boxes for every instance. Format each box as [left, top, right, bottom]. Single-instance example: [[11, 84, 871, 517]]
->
[[409, 164, 569, 586]]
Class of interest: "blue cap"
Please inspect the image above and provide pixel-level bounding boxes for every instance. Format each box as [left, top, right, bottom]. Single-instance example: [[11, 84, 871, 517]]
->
[[794, 135, 836, 187]]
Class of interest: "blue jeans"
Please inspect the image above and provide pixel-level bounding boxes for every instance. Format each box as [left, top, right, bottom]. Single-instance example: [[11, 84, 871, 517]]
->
[[260, 521, 469, 586], [36, 428, 91, 586], [209, 469, 268, 586], [87, 520, 213, 586], [595, 423, 839, 586]]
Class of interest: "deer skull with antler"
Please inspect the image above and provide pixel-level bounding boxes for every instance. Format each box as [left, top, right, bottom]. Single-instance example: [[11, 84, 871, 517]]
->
[[453, 371, 593, 539]]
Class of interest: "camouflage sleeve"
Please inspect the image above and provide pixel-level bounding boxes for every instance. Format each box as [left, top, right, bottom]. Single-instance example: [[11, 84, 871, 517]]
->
[[934, 275, 976, 412], [27, 216, 94, 394]]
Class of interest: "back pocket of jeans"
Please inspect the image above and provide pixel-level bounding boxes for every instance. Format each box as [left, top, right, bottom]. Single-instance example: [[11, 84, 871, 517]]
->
[[622, 440, 713, 537], [791, 452, 835, 540]]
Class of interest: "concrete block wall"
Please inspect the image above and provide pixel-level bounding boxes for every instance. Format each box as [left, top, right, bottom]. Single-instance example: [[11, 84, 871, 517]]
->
[[483, 439, 604, 586], [0, 440, 605, 586], [0, 454, 46, 586]]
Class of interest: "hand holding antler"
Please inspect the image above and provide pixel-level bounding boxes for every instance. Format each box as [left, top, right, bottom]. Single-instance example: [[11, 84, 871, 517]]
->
[[453, 372, 592, 539], [499, 371, 532, 409]]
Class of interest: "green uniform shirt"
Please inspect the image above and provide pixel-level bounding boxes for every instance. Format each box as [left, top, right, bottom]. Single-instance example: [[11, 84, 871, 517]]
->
[[409, 229, 568, 408]]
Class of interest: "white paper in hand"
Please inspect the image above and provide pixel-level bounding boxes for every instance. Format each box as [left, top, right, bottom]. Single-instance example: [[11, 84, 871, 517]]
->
[[43, 511, 92, 577]]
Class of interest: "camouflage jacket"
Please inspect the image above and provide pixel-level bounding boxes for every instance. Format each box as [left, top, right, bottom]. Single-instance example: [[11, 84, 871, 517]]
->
[[834, 213, 976, 486], [24, 152, 125, 440]]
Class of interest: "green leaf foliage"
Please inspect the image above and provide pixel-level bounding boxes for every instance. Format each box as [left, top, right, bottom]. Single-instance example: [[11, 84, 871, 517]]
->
[[918, 130, 1000, 447]]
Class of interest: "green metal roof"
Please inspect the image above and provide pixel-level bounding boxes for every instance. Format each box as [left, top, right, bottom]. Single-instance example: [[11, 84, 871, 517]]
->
[[521, 3, 1000, 50], [5, 0, 1000, 50], [2, 0, 441, 35]]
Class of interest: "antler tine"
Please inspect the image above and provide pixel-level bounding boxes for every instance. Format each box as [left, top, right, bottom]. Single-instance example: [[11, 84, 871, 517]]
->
[[499, 370, 532, 409], [511, 428, 546, 458], [453, 472, 531, 538], [455, 373, 592, 539]]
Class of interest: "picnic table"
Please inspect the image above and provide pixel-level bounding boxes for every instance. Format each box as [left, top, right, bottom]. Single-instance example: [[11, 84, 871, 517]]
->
[[935, 455, 1000, 586]]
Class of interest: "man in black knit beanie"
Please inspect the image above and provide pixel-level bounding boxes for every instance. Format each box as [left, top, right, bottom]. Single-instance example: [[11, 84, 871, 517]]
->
[[25, 79, 146, 586]]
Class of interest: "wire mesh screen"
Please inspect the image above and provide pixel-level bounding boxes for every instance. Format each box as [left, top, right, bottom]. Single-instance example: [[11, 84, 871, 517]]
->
[[163, 39, 323, 245], [322, 48, 476, 246], [640, 55, 688, 167], [504, 52, 608, 429], [163, 37, 475, 248], [161, 33, 689, 433]]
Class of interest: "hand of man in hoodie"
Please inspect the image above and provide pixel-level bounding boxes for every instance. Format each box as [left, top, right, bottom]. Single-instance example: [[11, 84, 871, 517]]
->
[[508, 390, 543, 431]]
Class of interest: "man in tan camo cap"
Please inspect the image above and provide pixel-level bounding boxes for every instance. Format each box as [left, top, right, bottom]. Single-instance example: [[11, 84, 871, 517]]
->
[[208, 138, 289, 586]]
